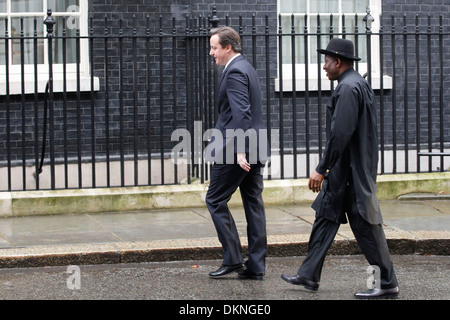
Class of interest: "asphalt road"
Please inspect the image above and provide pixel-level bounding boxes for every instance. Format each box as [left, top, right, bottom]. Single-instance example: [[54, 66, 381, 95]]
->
[[0, 255, 448, 304]]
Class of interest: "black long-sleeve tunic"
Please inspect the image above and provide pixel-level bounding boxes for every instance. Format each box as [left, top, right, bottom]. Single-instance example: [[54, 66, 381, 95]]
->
[[312, 68, 383, 225]]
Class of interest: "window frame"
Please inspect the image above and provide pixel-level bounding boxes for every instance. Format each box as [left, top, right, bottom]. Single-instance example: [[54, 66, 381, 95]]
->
[[276, 0, 389, 91], [0, 0, 98, 95]]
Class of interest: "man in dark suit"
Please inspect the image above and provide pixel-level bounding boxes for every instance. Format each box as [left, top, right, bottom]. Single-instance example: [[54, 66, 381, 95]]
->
[[205, 26, 269, 280], [281, 38, 399, 298]]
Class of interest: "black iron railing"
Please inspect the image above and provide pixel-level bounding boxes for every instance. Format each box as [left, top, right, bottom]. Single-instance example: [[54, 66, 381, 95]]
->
[[0, 7, 449, 191]]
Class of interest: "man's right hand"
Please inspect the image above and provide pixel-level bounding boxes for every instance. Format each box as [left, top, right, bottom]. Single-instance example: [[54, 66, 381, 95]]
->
[[308, 170, 324, 193]]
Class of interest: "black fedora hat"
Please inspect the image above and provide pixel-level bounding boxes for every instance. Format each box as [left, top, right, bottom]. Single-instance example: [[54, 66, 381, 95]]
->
[[317, 38, 361, 61]]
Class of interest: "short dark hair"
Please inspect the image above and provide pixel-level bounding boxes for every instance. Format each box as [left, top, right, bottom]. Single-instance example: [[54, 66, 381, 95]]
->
[[210, 26, 242, 53]]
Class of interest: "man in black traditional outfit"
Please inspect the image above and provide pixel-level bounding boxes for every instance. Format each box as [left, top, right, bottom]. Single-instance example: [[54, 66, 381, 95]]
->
[[281, 38, 399, 298]]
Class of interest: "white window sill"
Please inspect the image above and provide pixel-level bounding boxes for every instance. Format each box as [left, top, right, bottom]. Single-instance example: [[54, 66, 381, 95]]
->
[[0, 74, 100, 96], [274, 75, 393, 92]]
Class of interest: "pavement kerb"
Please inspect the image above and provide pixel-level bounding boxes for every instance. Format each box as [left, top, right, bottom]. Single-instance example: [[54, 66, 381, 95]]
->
[[0, 231, 449, 268], [0, 172, 449, 217]]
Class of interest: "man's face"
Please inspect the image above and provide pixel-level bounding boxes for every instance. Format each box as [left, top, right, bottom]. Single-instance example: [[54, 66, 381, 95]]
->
[[323, 55, 340, 81], [209, 34, 231, 66]]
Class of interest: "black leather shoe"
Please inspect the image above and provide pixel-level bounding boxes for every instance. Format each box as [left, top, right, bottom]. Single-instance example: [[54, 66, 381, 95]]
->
[[209, 264, 243, 278], [238, 269, 265, 280], [354, 286, 399, 299], [281, 274, 319, 291]]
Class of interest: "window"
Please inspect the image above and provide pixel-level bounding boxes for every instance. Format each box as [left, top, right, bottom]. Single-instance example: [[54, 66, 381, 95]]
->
[[0, 0, 98, 95], [276, 0, 388, 91]]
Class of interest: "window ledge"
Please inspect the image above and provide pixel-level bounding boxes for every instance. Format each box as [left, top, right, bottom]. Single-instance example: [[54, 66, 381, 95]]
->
[[274, 75, 393, 92], [0, 74, 100, 96]]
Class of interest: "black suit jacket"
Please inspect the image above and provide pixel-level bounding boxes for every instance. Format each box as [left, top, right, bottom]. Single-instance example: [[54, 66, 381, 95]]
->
[[205, 55, 269, 164]]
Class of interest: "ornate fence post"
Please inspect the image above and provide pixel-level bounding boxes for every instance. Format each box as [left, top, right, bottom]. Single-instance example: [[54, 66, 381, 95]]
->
[[43, 9, 56, 189]]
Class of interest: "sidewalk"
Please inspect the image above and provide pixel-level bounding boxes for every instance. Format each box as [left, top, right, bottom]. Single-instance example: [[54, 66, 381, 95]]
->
[[0, 193, 448, 268]]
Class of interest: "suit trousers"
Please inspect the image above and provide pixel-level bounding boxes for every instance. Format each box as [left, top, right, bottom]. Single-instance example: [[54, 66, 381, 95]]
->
[[297, 185, 398, 289], [205, 162, 267, 273]]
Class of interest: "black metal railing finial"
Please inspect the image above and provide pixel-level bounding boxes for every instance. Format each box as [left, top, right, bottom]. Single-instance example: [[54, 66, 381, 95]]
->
[[43, 9, 56, 37], [210, 5, 220, 28], [363, 7, 374, 31]]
